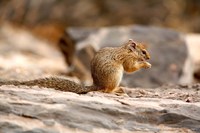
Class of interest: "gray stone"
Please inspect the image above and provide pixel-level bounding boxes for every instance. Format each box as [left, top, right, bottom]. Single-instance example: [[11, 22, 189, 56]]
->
[[68, 25, 188, 88]]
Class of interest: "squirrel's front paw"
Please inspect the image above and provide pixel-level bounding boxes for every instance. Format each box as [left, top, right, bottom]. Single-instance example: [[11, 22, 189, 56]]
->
[[143, 62, 151, 69]]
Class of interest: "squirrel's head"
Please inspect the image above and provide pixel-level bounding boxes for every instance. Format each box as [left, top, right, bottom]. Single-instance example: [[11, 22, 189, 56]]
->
[[122, 39, 150, 61]]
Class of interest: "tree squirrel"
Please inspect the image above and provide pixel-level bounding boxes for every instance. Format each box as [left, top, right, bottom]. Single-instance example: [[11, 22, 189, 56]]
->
[[0, 39, 151, 94]]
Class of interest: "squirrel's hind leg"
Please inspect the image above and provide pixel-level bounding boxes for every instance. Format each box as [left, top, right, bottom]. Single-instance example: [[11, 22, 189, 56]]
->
[[110, 87, 129, 97], [95, 87, 129, 97]]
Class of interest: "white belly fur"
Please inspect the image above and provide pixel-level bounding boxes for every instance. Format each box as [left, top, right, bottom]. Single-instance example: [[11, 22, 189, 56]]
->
[[115, 65, 123, 87]]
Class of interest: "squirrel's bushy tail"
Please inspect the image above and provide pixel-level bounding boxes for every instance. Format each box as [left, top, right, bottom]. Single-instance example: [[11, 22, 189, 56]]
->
[[0, 77, 99, 94], [0, 80, 21, 86]]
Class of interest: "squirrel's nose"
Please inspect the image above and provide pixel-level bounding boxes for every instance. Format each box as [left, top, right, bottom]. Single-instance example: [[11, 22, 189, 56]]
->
[[146, 55, 150, 60]]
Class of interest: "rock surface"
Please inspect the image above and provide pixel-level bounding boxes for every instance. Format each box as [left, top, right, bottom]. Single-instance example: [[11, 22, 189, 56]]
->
[[68, 25, 188, 88], [0, 85, 200, 133], [0, 24, 200, 133]]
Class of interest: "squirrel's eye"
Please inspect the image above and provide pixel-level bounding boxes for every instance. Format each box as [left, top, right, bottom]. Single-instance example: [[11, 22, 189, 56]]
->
[[142, 50, 146, 54]]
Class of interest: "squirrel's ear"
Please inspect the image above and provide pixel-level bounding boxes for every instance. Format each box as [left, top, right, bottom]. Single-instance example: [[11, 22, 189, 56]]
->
[[127, 39, 137, 50]]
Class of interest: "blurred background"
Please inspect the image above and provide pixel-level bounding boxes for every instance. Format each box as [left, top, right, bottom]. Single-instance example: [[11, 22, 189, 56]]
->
[[2, 0, 199, 46], [0, 0, 200, 87], [0, 0, 200, 32]]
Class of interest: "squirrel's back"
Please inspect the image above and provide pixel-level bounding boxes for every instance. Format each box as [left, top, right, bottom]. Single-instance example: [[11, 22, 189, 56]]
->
[[91, 47, 124, 91]]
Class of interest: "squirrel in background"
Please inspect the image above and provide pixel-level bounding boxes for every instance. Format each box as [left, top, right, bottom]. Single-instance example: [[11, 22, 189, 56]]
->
[[0, 39, 151, 94]]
